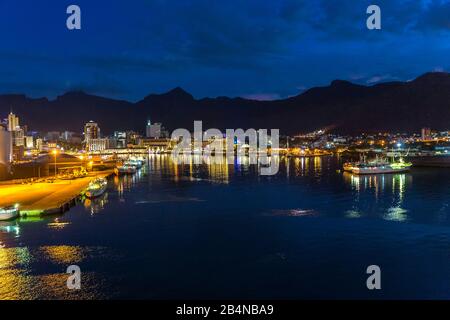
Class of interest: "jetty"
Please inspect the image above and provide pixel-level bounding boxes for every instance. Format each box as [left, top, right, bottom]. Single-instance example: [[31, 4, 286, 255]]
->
[[0, 170, 114, 216]]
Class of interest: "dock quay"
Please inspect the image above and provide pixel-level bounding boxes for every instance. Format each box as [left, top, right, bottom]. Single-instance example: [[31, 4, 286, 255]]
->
[[0, 170, 114, 216]]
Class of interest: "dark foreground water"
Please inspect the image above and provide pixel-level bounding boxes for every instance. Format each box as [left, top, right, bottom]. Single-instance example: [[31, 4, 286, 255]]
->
[[1, 155, 450, 299]]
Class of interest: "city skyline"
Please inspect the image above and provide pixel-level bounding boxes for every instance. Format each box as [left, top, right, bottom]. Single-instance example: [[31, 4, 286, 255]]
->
[[2, 0, 450, 304], [1, 71, 450, 135]]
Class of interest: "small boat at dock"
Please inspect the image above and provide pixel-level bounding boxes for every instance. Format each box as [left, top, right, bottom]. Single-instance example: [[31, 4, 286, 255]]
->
[[85, 178, 108, 198], [114, 164, 137, 175], [343, 162, 357, 172], [0, 204, 20, 221], [125, 159, 143, 169]]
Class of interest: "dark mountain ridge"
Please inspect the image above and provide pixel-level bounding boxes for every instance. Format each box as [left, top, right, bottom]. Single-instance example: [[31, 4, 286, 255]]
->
[[1, 72, 449, 135]]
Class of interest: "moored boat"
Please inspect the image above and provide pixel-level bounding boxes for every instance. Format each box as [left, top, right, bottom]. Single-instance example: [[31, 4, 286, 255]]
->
[[343, 162, 357, 172], [343, 155, 388, 172], [85, 177, 108, 198], [114, 164, 137, 175], [0, 204, 20, 221], [352, 158, 412, 175], [125, 159, 143, 169]]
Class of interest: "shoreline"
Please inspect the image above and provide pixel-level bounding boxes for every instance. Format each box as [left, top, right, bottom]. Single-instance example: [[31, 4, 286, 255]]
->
[[0, 170, 114, 217]]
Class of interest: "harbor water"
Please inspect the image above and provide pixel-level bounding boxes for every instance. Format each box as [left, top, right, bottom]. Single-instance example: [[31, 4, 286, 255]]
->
[[1, 155, 450, 299]]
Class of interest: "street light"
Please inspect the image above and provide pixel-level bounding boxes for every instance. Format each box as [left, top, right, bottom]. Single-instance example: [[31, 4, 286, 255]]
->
[[52, 149, 58, 177]]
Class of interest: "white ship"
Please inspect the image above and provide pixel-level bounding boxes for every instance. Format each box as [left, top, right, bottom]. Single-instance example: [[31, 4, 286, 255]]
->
[[114, 164, 137, 175], [0, 204, 20, 221], [125, 159, 143, 169], [343, 155, 389, 172], [352, 158, 412, 175], [85, 177, 108, 198]]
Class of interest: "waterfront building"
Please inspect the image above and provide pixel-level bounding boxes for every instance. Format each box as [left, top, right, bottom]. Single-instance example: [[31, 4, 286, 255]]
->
[[87, 138, 109, 152], [114, 131, 127, 148], [147, 121, 162, 139], [138, 138, 173, 152], [6, 112, 25, 146], [36, 138, 43, 151], [25, 136, 34, 149], [421, 127, 432, 141], [0, 127, 13, 165], [126, 131, 141, 145], [12, 128, 24, 146], [7, 112, 19, 131], [12, 145, 24, 161], [84, 121, 101, 143], [0, 128, 12, 180]]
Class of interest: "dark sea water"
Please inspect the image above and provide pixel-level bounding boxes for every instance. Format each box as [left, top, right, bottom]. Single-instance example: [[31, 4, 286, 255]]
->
[[1, 155, 450, 299]]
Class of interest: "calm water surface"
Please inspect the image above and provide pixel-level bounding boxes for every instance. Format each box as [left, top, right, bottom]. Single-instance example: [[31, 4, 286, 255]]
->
[[1, 155, 450, 299]]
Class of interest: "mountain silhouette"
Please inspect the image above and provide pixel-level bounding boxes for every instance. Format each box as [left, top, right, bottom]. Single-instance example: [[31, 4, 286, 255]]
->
[[1, 72, 449, 135]]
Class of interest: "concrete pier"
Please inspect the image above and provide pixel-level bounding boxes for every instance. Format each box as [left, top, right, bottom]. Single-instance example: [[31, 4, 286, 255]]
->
[[0, 170, 114, 216]]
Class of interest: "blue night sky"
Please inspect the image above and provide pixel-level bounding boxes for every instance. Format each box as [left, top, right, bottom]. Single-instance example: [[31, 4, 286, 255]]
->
[[1, 0, 450, 101]]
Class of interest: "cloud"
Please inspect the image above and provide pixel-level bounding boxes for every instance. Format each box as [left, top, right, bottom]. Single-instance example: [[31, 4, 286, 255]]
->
[[1, 0, 450, 100], [366, 74, 399, 84]]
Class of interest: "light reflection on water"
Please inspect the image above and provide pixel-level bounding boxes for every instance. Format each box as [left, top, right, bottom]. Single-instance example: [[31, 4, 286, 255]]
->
[[0, 243, 111, 299], [1, 155, 450, 299], [343, 172, 411, 222]]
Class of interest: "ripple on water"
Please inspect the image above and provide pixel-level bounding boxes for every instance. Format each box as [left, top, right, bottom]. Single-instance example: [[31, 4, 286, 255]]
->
[[345, 210, 362, 219], [384, 207, 409, 222], [269, 209, 318, 217], [135, 195, 204, 204]]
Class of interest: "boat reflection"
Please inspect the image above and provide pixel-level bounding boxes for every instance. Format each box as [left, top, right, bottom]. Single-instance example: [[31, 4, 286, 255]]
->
[[84, 192, 109, 215], [47, 217, 71, 230], [0, 222, 20, 238], [343, 172, 410, 195], [343, 172, 411, 222]]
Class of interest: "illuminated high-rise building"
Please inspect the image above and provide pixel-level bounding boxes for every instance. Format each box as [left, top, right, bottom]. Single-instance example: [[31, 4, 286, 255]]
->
[[7, 112, 19, 132], [36, 138, 43, 151], [0, 127, 13, 165], [25, 136, 34, 149], [114, 131, 127, 148], [84, 121, 101, 143], [146, 120, 162, 139], [421, 127, 432, 141], [12, 128, 24, 146]]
